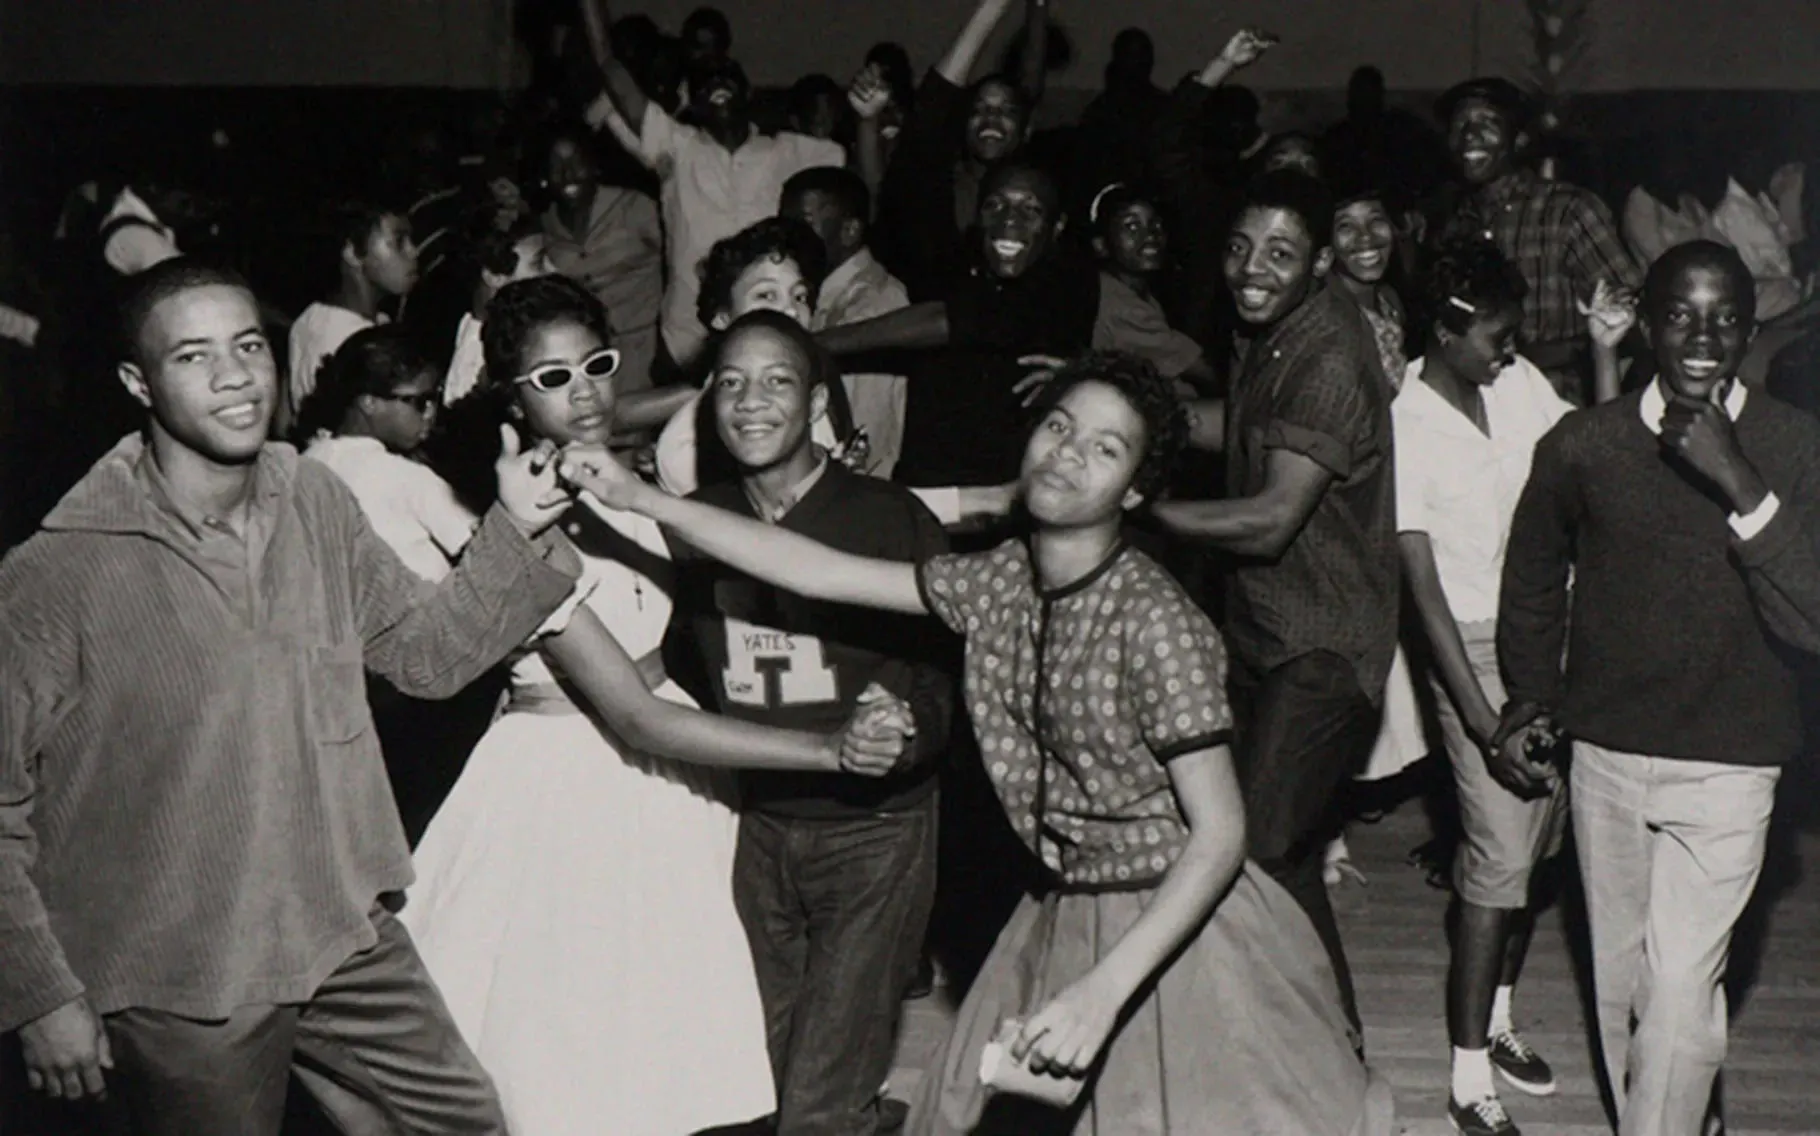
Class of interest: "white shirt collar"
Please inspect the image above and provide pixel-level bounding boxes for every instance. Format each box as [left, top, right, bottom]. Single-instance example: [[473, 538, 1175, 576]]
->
[[1639, 377, 1748, 436]]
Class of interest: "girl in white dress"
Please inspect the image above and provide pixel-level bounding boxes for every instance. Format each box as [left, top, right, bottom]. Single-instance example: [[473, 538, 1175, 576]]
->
[[403, 275, 911, 1136]]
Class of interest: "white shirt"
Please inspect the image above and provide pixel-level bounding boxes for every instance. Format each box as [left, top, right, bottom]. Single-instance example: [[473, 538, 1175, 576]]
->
[[813, 250, 912, 480], [1637, 376, 1781, 539], [1393, 355, 1572, 624], [101, 187, 181, 276], [304, 435, 476, 582], [634, 103, 844, 365], [287, 304, 378, 418], [445, 312, 486, 406]]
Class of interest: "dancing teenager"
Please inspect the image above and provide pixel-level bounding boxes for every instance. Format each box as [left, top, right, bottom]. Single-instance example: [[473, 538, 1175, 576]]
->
[[562, 351, 1394, 1135], [402, 276, 914, 1136]]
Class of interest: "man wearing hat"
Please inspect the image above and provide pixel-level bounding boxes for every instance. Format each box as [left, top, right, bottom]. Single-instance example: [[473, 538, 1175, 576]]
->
[[1432, 77, 1640, 404]]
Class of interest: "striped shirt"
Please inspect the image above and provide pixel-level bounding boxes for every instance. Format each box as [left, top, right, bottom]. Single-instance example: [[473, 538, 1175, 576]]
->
[[0, 438, 577, 1031]]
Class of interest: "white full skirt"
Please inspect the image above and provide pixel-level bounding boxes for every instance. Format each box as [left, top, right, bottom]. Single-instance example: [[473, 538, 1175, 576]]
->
[[401, 699, 774, 1135]]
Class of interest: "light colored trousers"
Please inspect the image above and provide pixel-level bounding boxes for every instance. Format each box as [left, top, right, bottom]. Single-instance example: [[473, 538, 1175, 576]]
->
[[1572, 742, 1780, 1136]]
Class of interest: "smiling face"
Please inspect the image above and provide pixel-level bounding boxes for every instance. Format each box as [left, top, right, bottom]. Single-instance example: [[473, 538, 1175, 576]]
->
[[978, 169, 1060, 279], [1449, 97, 1519, 187], [1224, 205, 1332, 328], [712, 254, 814, 329], [120, 284, 277, 467], [1332, 199, 1395, 286], [1021, 380, 1147, 528], [1435, 305, 1522, 388], [711, 322, 827, 474], [1096, 200, 1167, 277], [690, 64, 751, 130], [1644, 258, 1755, 402], [545, 137, 599, 207], [511, 318, 617, 446], [965, 79, 1028, 164]]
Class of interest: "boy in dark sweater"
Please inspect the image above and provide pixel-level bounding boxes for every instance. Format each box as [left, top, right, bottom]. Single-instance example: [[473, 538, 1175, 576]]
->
[[1496, 241, 1820, 1136], [664, 310, 952, 1134]]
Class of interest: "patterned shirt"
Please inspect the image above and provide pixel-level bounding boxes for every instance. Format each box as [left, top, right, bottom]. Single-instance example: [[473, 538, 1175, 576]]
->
[[917, 540, 1232, 889], [1452, 170, 1641, 348], [1225, 282, 1399, 699]]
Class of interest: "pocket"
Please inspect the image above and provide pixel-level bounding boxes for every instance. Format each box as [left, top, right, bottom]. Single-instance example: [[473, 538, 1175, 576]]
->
[[309, 643, 371, 744]]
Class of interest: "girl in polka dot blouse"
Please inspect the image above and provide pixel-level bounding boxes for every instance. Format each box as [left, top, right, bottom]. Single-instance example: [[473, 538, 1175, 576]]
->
[[562, 351, 1394, 1134]]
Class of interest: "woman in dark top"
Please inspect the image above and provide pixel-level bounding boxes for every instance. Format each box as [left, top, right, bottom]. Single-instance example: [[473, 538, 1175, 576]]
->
[[820, 162, 1100, 490]]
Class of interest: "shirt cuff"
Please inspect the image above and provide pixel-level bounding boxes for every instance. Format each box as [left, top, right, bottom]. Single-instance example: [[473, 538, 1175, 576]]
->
[[1729, 492, 1781, 541]]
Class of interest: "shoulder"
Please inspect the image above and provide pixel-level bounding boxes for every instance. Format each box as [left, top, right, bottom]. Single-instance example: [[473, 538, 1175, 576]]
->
[[1541, 179, 1618, 219], [817, 467, 946, 542], [1747, 389, 1820, 458]]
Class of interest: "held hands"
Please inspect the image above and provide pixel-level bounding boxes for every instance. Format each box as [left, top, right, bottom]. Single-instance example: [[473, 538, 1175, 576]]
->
[[837, 682, 918, 776], [1485, 701, 1561, 800], [557, 444, 646, 512], [1011, 969, 1127, 1080], [1578, 279, 1638, 350], [20, 996, 112, 1101], [496, 424, 576, 537], [849, 64, 893, 121], [1660, 386, 1769, 513]]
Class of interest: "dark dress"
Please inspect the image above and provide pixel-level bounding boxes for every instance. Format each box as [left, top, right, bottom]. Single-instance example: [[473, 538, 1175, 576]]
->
[[907, 540, 1394, 1136]]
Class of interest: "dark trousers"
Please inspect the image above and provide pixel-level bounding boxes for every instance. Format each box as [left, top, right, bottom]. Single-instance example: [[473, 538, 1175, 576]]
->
[[4, 906, 505, 1136], [1229, 649, 1379, 1038], [733, 799, 939, 1136]]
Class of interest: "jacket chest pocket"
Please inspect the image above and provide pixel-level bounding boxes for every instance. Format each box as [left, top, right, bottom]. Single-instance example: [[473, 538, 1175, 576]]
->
[[309, 643, 371, 744]]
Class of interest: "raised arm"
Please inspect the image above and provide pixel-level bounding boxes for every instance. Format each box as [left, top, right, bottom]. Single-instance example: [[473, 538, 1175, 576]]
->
[[1017, 0, 1051, 108], [1151, 448, 1332, 559], [938, 0, 1020, 86], [559, 452, 929, 615], [579, 0, 650, 133], [848, 67, 893, 199], [544, 607, 861, 771]]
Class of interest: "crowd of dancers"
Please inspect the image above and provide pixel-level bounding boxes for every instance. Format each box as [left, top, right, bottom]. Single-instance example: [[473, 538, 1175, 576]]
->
[[2, 3, 1818, 1135]]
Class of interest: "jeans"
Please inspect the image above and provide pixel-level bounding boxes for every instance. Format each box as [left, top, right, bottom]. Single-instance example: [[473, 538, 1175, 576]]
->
[[1573, 742, 1780, 1136], [3, 906, 506, 1136], [1229, 649, 1379, 1039], [734, 799, 939, 1136]]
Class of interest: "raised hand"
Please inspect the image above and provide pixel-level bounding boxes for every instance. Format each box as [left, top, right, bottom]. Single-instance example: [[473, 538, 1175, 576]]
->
[[837, 682, 917, 777], [20, 996, 112, 1101], [848, 64, 892, 121], [496, 424, 574, 536], [558, 444, 645, 512], [1219, 28, 1277, 69], [1578, 278, 1638, 350]]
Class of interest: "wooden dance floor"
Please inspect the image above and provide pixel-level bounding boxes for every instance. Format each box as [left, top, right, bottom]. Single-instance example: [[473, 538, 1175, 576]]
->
[[891, 772, 1820, 1135]]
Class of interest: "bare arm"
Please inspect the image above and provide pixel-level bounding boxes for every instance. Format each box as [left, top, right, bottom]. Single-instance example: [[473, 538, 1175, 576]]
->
[[1150, 449, 1332, 559], [615, 385, 698, 432], [817, 301, 949, 356], [1017, 0, 1051, 107], [542, 607, 843, 771], [937, 0, 1019, 86], [1399, 532, 1499, 744], [579, 0, 650, 132]]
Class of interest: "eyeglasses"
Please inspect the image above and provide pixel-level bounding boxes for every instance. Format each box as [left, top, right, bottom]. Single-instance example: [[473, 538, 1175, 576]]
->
[[377, 391, 439, 414], [513, 348, 621, 393]]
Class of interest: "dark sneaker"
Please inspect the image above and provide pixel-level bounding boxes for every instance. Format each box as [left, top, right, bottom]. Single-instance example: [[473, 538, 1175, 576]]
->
[[1489, 1030, 1558, 1096], [1450, 1094, 1520, 1136], [877, 1097, 910, 1133]]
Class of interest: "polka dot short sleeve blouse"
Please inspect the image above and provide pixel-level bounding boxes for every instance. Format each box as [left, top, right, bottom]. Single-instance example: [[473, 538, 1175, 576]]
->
[[917, 539, 1234, 889]]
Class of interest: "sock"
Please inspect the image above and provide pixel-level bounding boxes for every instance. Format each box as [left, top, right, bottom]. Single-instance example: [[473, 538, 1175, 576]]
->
[[1452, 1046, 1495, 1104], [1489, 985, 1515, 1036]]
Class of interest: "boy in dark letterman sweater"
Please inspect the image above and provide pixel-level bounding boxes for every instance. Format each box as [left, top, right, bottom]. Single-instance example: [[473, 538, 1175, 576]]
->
[[664, 310, 952, 1135]]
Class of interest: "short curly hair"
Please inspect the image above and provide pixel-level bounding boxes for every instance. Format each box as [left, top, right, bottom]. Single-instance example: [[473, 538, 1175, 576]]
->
[[1026, 350, 1188, 504], [695, 216, 828, 328], [480, 273, 612, 388], [1422, 235, 1528, 336]]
